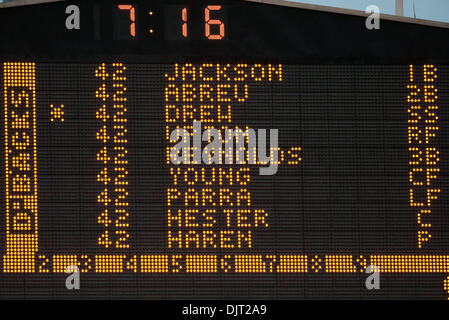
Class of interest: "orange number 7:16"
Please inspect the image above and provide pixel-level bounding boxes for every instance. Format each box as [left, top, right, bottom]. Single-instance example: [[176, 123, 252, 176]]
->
[[117, 4, 225, 40]]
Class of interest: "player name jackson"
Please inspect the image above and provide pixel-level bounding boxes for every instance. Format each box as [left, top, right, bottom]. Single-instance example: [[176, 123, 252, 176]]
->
[[165, 63, 283, 82]]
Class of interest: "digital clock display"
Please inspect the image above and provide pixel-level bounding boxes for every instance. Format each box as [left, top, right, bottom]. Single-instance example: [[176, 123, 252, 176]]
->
[[105, 2, 228, 41], [1, 0, 449, 300]]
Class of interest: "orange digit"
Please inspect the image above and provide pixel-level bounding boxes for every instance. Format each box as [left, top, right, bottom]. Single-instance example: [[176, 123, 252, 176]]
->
[[118, 4, 136, 37], [205, 5, 225, 40], [182, 8, 188, 38]]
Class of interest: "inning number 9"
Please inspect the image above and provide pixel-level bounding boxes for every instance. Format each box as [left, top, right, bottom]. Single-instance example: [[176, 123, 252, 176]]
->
[[205, 5, 225, 40]]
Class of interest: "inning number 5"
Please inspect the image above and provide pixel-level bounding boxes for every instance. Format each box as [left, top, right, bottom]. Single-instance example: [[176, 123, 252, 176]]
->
[[205, 5, 225, 40]]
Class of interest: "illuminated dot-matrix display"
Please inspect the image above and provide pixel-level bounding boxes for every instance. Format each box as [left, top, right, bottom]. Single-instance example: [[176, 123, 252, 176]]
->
[[1, 62, 449, 299]]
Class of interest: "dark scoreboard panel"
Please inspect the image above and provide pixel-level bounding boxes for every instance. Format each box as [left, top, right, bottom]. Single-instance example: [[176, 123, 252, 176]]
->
[[1, 0, 449, 299]]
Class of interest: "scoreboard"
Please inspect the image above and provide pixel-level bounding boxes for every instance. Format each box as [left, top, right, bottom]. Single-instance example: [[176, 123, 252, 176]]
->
[[1, 0, 449, 299]]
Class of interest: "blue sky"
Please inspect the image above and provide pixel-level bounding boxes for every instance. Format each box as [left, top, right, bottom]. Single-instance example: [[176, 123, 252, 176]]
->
[[291, 0, 449, 22]]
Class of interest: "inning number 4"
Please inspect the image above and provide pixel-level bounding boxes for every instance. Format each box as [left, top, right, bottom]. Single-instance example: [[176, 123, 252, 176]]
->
[[205, 5, 225, 40]]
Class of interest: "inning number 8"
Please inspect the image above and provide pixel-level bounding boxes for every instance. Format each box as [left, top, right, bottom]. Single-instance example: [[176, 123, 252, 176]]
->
[[205, 5, 225, 40]]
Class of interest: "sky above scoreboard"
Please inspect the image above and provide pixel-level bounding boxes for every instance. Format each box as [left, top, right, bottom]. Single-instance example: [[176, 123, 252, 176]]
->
[[292, 0, 449, 23]]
